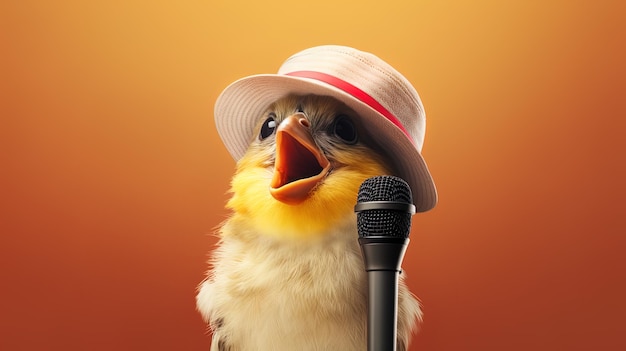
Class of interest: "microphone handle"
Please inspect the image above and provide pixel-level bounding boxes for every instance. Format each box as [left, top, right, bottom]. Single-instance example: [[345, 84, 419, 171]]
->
[[359, 237, 409, 351], [367, 270, 400, 351]]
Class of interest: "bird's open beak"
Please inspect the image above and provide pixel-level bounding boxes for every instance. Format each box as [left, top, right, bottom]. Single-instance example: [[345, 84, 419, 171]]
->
[[270, 113, 331, 205]]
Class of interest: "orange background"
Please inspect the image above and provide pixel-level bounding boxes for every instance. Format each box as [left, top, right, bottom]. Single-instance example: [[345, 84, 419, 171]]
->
[[1, 1, 624, 350]]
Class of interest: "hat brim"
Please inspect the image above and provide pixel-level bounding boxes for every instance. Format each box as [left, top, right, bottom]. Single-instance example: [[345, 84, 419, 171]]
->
[[214, 74, 437, 212]]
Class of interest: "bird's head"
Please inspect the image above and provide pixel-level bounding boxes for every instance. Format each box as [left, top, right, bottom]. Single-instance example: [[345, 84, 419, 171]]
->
[[226, 94, 392, 240]]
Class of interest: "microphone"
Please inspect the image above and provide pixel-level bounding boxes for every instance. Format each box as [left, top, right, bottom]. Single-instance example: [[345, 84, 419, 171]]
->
[[355, 175, 416, 351]]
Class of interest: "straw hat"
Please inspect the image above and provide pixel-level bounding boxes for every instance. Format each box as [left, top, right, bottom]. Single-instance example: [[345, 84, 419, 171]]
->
[[214, 45, 437, 212]]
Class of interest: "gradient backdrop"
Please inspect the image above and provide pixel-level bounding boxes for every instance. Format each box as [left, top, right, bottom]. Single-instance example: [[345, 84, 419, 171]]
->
[[2, 1, 624, 350]]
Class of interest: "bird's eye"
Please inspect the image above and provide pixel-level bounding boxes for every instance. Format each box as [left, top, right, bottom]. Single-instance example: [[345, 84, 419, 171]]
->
[[259, 113, 277, 140], [332, 115, 358, 144], [296, 104, 305, 114]]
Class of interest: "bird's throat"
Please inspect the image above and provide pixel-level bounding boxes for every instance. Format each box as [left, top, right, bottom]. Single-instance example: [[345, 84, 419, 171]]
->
[[227, 161, 390, 240]]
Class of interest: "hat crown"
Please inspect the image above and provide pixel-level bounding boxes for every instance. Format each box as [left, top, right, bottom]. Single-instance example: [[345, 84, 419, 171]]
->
[[277, 45, 426, 151]]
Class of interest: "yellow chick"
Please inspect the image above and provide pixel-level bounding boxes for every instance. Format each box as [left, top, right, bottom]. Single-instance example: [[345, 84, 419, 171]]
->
[[197, 45, 437, 351]]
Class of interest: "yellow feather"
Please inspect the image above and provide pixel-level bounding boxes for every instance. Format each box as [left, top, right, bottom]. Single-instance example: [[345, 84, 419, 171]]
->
[[226, 144, 391, 240]]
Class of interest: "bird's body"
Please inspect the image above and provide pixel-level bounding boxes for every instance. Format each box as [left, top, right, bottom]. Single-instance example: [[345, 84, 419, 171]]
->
[[197, 95, 421, 350]]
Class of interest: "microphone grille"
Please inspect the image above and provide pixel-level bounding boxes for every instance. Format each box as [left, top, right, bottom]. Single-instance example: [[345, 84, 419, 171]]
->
[[356, 176, 414, 238]]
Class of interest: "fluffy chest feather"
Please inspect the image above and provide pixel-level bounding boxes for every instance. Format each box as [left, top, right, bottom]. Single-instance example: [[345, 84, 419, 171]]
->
[[197, 216, 368, 350]]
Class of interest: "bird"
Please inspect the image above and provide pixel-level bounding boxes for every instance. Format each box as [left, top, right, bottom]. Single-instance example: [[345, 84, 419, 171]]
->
[[197, 45, 437, 351], [197, 94, 421, 350]]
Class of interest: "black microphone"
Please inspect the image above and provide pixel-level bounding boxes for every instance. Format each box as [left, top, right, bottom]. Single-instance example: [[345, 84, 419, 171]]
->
[[355, 175, 416, 351]]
